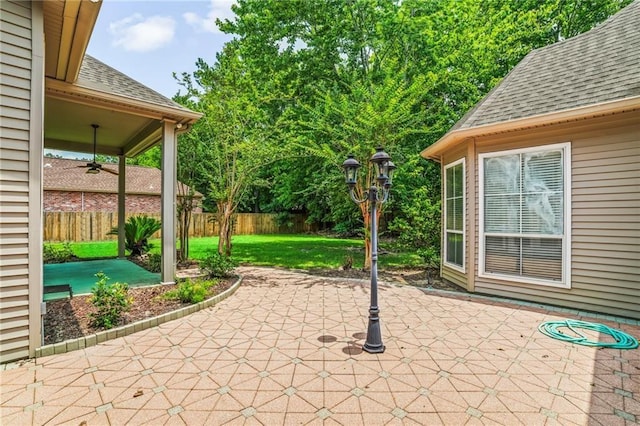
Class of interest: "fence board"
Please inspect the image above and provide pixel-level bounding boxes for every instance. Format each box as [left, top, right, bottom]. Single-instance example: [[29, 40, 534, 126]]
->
[[44, 212, 312, 242]]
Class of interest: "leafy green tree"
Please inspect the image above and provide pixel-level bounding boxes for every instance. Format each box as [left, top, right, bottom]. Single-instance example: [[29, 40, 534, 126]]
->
[[176, 44, 285, 257]]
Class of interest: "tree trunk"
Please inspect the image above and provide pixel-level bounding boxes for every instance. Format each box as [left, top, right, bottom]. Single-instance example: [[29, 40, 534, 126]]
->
[[176, 195, 193, 263], [360, 199, 383, 271], [360, 201, 372, 270], [217, 201, 234, 257]]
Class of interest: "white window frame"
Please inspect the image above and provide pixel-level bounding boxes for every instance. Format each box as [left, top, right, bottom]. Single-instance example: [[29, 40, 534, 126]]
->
[[478, 142, 571, 288], [443, 158, 465, 272]]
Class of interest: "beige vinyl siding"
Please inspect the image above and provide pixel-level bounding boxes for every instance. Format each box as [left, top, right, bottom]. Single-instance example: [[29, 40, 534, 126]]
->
[[441, 147, 468, 290], [0, 0, 35, 362], [472, 112, 640, 319]]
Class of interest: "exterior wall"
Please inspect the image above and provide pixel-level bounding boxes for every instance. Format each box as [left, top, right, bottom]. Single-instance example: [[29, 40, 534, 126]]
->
[[440, 145, 469, 290], [0, 0, 43, 363], [467, 111, 640, 319], [43, 191, 202, 213]]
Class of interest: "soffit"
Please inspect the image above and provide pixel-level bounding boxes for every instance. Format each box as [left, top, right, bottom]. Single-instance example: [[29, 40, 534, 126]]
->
[[43, 0, 101, 83]]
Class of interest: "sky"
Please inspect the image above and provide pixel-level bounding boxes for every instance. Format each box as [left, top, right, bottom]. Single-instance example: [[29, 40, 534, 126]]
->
[[86, 0, 237, 98]]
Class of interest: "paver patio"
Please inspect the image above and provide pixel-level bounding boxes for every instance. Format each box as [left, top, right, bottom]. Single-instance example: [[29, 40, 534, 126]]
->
[[1, 267, 639, 425]]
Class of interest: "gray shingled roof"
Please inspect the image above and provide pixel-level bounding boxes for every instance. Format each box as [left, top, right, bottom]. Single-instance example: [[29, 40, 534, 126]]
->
[[43, 157, 202, 197], [76, 55, 194, 113], [452, 1, 640, 131]]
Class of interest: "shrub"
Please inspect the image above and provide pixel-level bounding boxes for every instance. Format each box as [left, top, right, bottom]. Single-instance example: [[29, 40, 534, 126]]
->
[[163, 278, 217, 304], [146, 253, 162, 273], [43, 242, 75, 263], [199, 250, 237, 278], [89, 272, 132, 329], [108, 215, 161, 256]]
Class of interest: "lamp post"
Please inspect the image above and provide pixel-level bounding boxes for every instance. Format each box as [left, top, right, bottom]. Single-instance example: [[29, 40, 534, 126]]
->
[[342, 147, 396, 354]]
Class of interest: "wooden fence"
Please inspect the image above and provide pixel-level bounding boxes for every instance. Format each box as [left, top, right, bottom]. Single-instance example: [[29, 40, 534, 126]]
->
[[44, 212, 313, 242]]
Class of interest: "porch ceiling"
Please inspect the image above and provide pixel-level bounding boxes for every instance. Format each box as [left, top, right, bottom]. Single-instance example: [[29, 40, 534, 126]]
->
[[44, 97, 164, 157]]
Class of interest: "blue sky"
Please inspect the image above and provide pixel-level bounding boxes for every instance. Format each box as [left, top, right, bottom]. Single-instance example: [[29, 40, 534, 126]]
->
[[87, 0, 236, 98]]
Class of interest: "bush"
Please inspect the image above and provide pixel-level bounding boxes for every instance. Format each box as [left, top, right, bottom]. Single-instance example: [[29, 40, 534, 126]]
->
[[163, 278, 217, 304], [43, 242, 75, 263], [199, 250, 237, 278], [146, 253, 162, 273], [89, 272, 132, 329], [108, 215, 161, 256]]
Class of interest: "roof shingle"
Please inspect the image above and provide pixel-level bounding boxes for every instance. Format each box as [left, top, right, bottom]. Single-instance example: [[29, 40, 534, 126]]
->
[[76, 55, 194, 114], [43, 157, 201, 197]]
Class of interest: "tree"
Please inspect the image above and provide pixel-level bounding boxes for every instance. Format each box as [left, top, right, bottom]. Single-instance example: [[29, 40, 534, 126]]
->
[[176, 44, 284, 257], [296, 73, 430, 268]]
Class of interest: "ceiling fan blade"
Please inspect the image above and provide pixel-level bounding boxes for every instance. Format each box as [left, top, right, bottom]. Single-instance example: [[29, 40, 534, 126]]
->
[[102, 168, 119, 175]]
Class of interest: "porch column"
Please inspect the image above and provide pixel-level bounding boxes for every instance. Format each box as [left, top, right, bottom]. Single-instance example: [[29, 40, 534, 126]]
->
[[117, 155, 126, 258], [161, 120, 177, 284]]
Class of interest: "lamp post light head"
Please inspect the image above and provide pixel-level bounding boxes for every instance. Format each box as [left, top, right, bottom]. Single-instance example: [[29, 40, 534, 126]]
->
[[370, 146, 392, 186], [342, 154, 361, 187], [384, 160, 396, 189]]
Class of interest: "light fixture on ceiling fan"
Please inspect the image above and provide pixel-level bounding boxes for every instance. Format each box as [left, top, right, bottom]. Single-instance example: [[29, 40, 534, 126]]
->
[[79, 124, 118, 175]]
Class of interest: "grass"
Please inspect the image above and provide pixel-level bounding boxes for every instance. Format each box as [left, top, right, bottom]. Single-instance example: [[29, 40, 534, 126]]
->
[[51, 234, 422, 270]]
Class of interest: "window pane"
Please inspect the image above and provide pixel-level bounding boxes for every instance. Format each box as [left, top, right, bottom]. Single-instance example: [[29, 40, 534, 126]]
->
[[485, 194, 520, 233], [453, 196, 463, 230], [445, 164, 455, 198], [522, 238, 562, 281], [485, 236, 520, 276], [446, 232, 463, 266], [446, 197, 454, 229], [453, 163, 462, 196], [523, 192, 563, 234], [484, 155, 520, 195], [522, 150, 564, 234]]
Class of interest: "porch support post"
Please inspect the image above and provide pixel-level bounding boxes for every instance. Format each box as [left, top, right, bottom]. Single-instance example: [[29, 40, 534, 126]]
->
[[161, 120, 177, 284], [117, 155, 126, 258]]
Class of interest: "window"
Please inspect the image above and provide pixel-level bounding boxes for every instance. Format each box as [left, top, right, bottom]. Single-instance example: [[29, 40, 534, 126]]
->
[[444, 159, 464, 270], [480, 143, 570, 287]]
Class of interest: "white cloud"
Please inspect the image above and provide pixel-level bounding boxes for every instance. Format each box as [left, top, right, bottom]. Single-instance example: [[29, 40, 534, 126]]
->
[[109, 14, 176, 52], [183, 0, 236, 34]]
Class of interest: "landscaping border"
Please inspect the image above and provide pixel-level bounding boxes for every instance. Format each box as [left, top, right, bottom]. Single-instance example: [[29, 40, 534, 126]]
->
[[35, 275, 243, 358]]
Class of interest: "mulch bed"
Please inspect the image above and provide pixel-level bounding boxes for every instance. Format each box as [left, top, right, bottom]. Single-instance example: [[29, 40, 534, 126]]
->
[[43, 277, 235, 345]]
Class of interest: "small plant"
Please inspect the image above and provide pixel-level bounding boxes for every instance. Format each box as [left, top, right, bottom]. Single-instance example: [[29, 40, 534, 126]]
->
[[89, 272, 132, 329], [163, 278, 218, 304], [417, 247, 441, 285], [199, 250, 237, 278], [108, 215, 161, 256], [342, 255, 353, 270], [145, 253, 162, 273], [43, 242, 75, 263]]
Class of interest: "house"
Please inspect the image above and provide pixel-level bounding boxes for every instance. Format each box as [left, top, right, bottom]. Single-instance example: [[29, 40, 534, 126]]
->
[[421, 2, 639, 320], [43, 157, 203, 213], [0, 0, 202, 363]]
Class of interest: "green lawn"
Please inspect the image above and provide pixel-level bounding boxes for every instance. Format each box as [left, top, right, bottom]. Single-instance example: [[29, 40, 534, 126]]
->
[[54, 234, 422, 270]]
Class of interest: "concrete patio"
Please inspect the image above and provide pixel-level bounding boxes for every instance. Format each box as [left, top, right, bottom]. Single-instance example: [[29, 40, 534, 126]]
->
[[1, 267, 638, 425]]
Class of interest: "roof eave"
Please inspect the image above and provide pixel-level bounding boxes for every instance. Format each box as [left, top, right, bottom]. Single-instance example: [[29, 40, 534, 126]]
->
[[45, 78, 203, 124], [420, 96, 640, 161]]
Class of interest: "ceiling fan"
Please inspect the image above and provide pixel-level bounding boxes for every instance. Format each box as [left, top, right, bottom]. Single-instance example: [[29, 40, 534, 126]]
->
[[79, 124, 118, 175]]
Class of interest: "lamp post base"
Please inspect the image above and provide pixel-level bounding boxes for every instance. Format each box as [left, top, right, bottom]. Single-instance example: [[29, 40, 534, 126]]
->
[[363, 314, 385, 354]]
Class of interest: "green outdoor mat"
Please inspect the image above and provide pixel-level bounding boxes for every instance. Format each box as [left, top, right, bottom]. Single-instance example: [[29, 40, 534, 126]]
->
[[44, 259, 161, 300]]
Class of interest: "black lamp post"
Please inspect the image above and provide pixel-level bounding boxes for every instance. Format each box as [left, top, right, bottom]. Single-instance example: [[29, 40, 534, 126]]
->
[[342, 147, 395, 354]]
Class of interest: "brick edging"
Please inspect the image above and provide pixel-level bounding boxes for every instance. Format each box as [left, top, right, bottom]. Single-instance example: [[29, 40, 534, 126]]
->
[[35, 275, 243, 358]]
